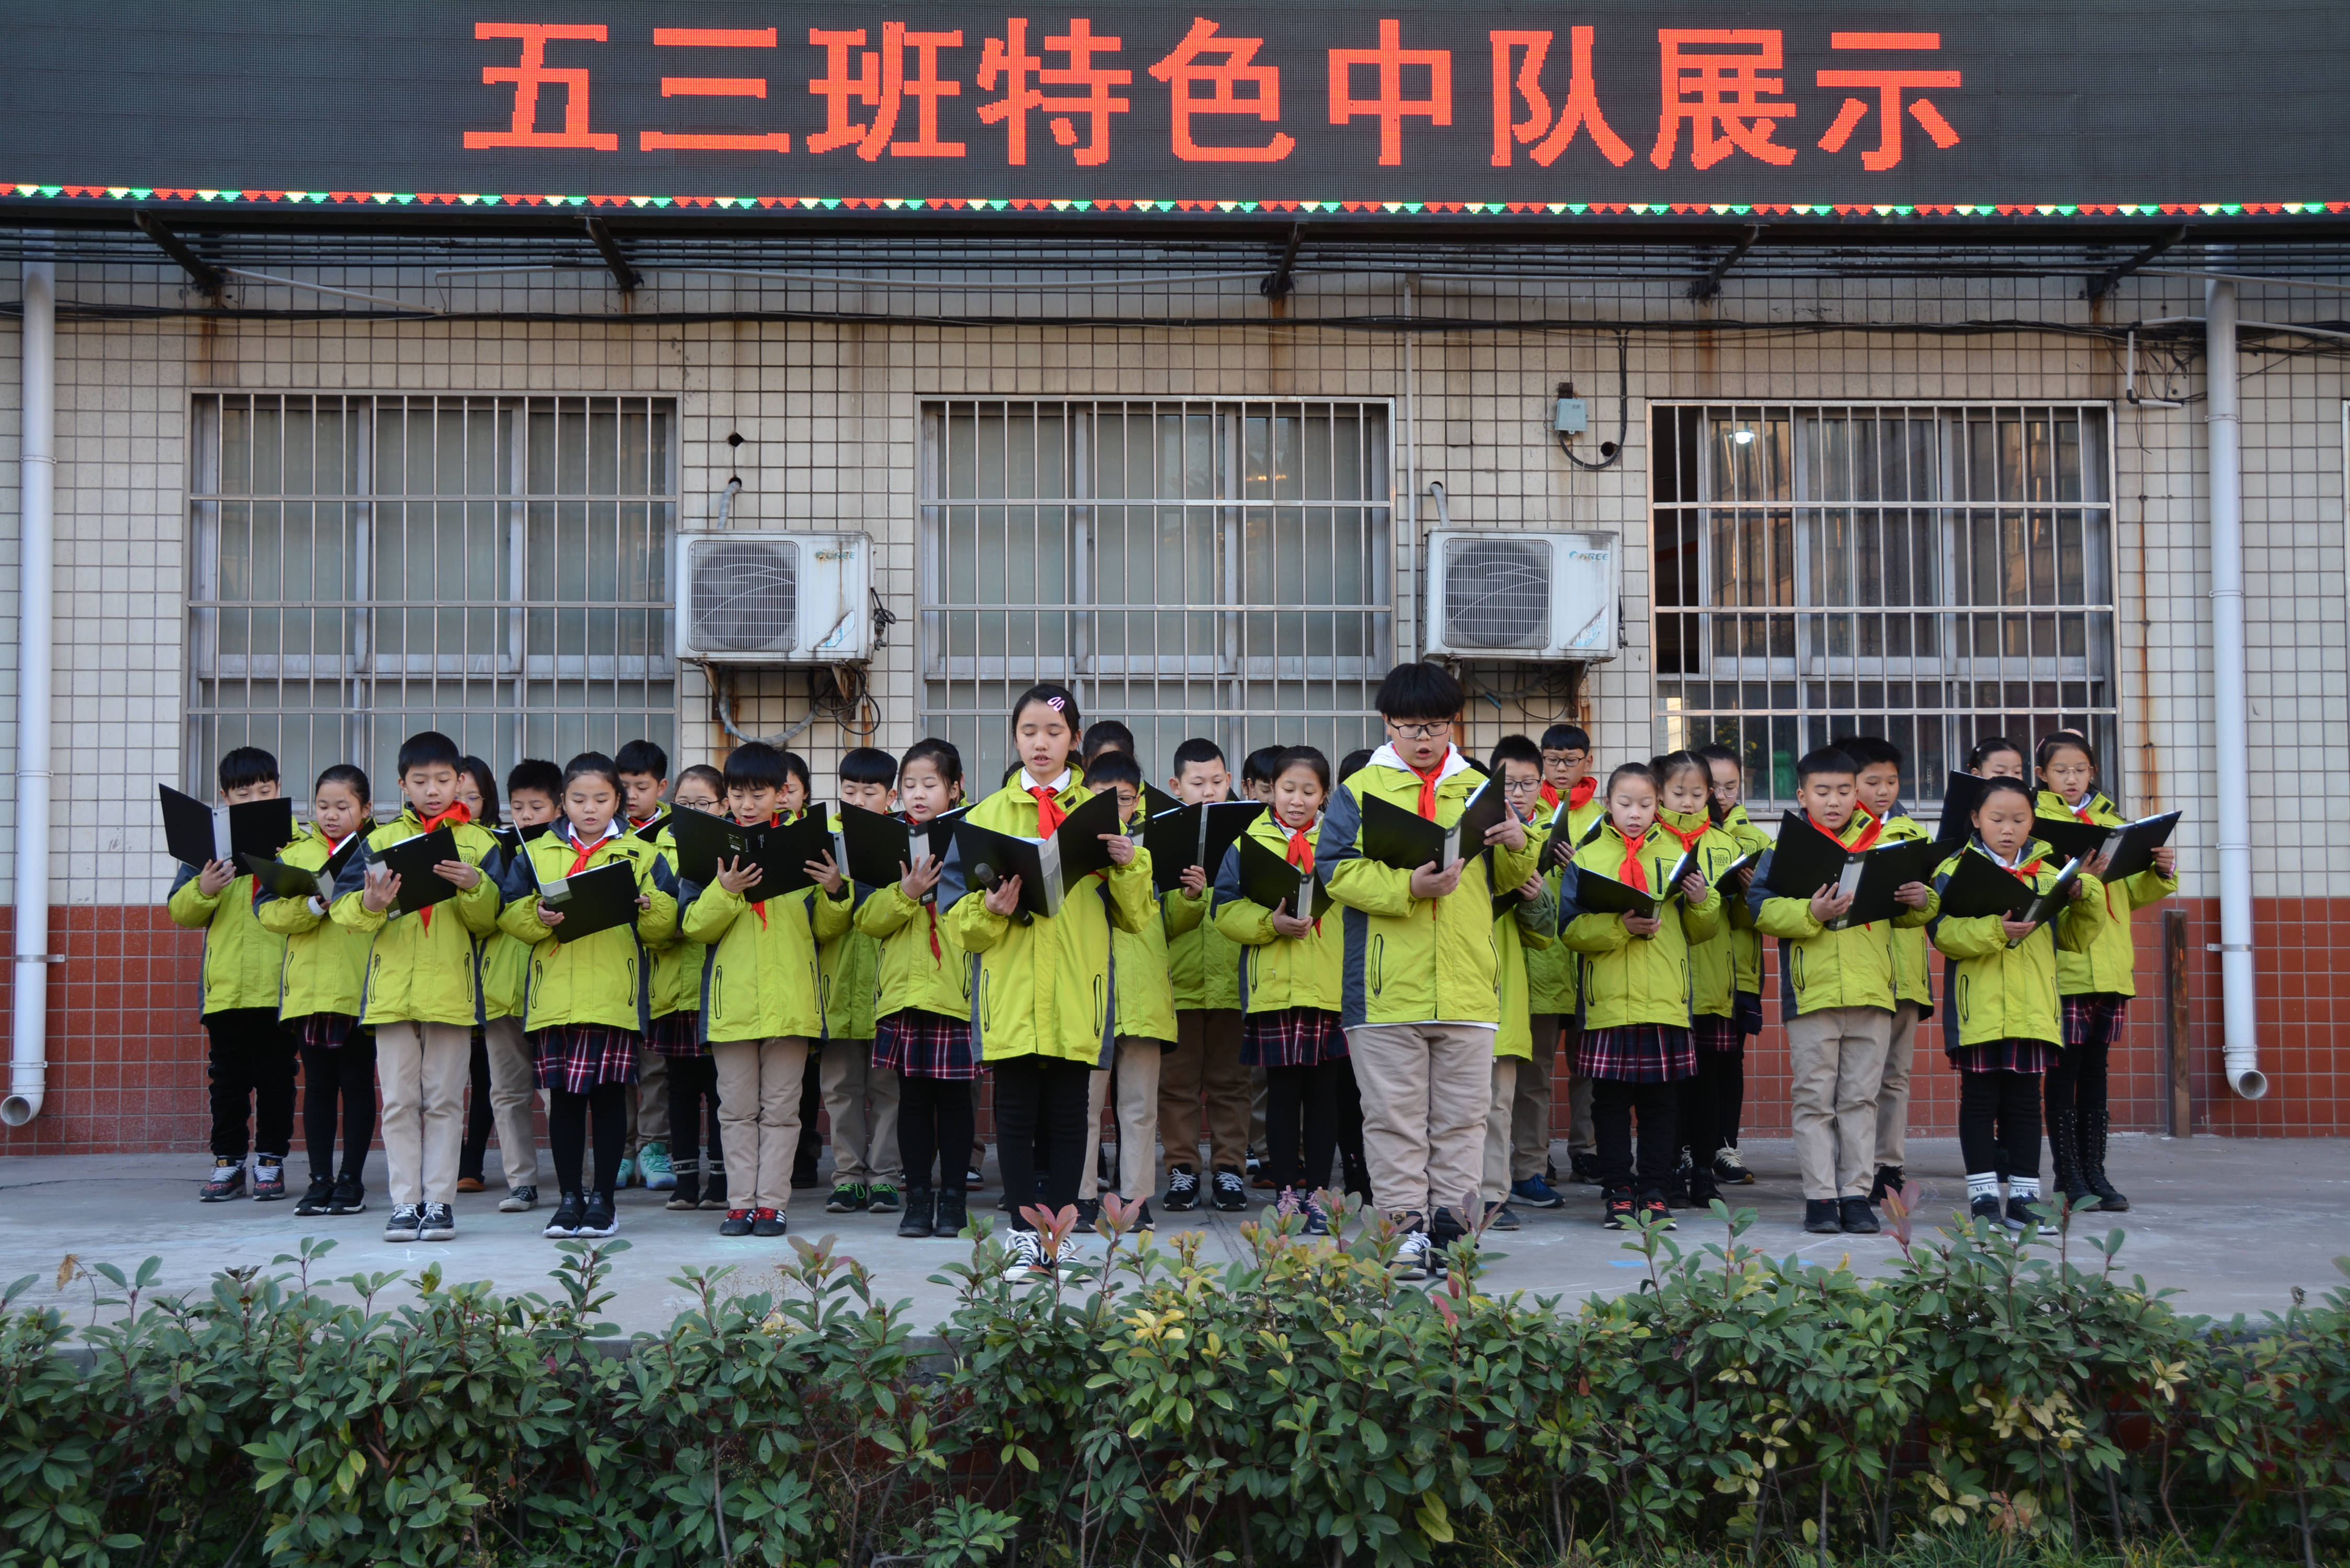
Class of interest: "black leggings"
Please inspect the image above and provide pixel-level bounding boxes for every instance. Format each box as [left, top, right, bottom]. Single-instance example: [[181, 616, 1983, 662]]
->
[[1263, 1059, 1345, 1194], [990, 1055, 1091, 1231], [459, 1031, 494, 1181], [1593, 1078, 1677, 1195], [298, 1032, 377, 1180], [1678, 1043, 1743, 1171], [667, 1051, 723, 1186], [2044, 1028, 2113, 1124], [1960, 1070, 2043, 1179], [898, 1073, 976, 1193], [548, 1082, 629, 1198], [796, 1050, 824, 1171], [1335, 1057, 1370, 1197]]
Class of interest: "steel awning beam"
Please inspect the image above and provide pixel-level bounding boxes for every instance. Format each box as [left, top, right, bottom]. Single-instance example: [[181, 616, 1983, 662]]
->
[[1261, 221, 1306, 298], [2087, 225, 2188, 301], [132, 210, 223, 294], [1689, 224, 1762, 302], [583, 216, 640, 293]]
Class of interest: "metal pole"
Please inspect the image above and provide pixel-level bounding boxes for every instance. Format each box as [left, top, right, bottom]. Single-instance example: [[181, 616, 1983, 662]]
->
[[3, 250, 54, 1125]]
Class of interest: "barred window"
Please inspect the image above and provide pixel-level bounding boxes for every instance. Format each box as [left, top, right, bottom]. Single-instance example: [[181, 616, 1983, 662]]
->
[[188, 395, 676, 799], [919, 400, 1394, 787], [1651, 404, 2117, 806]]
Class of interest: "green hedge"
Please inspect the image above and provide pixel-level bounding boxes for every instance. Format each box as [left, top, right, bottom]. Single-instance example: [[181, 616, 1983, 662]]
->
[[0, 1195, 2343, 1568]]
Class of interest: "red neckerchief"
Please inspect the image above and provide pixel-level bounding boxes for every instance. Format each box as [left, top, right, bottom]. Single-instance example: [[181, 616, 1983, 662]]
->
[[1027, 782, 1067, 836], [1409, 757, 1447, 819], [1618, 824, 1653, 893], [1281, 816, 1321, 931], [413, 803, 470, 929], [1995, 849, 2046, 884], [1568, 776, 1597, 812], [2065, 796, 2121, 914], [1657, 813, 1708, 857], [902, 810, 943, 959], [629, 813, 657, 831], [564, 825, 606, 879], [1537, 782, 1560, 810]]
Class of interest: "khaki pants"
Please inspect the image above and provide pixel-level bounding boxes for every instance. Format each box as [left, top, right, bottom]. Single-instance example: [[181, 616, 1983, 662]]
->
[[1344, 1022, 1495, 1224], [1483, 1056, 1519, 1204], [480, 1014, 540, 1189], [625, 1047, 670, 1151], [713, 1035, 809, 1212], [376, 1020, 471, 1208], [1083, 1037, 1166, 1201], [1787, 1006, 1893, 1200], [1510, 1016, 1560, 1181], [1156, 1008, 1249, 1177], [1876, 1001, 1922, 1171], [819, 1038, 900, 1185]]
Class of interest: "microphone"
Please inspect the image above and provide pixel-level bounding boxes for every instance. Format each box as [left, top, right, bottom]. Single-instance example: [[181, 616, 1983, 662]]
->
[[973, 863, 1032, 925]]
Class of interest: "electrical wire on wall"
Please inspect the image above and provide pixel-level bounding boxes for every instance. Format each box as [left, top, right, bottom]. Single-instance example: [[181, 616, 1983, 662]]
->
[[710, 663, 881, 750], [1560, 331, 1629, 471], [1460, 660, 1586, 725]]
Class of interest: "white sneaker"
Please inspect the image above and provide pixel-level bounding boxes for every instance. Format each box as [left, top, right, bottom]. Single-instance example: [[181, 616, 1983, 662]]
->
[[1391, 1228, 1432, 1283], [1002, 1228, 1056, 1281]]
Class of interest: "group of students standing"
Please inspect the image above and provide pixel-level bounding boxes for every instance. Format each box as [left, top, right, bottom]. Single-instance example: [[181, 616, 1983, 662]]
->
[[169, 661, 2175, 1280]]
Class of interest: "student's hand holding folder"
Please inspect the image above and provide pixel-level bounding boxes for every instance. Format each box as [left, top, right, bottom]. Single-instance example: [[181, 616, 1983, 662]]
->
[[197, 859, 236, 897], [898, 853, 943, 902], [361, 864, 402, 914], [982, 871, 1027, 917], [806, 849, 846, 897], [1269, 902, 1316, 939], [1100, 829, 1137, 867], [714, 855, 765, 896], [1409, 857, 1465, 900]]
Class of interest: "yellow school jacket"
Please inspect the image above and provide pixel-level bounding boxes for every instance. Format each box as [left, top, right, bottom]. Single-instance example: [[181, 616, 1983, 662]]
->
[[497, 823, 679, 1031], [1929, 842, 2110, 1048], [1524, 808, 1578, 1018], [1112, 822, 1180, 1045], [255, 825, 371, 1022], [1212, 813, 1344, 1017], [1748, 809, 1933, 1020], [1167, 883, 1242, 1011], [1719, 804, 1772, 995], [1655, 809, 1748, 1020], [329, 809, 506, 1027], [858, 865, 974, 1023], [681, 815, 855, 1044], [1559, 821, 1724, 1031], [2035, 789, 2178, 998], [1492, 880, 1559, 1061]]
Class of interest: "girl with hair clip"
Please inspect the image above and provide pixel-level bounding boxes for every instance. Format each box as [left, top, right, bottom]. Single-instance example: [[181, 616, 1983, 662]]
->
[[1929, 774, 2109, 1231], [940, 684, 1155, 1279], [1966, 735, 2028, 780], [1691, 743, 1769, 1187], [2033, 730, 2175, 1212], [651, 764, 728, 1213], [1648, 750, 1747, 1212]]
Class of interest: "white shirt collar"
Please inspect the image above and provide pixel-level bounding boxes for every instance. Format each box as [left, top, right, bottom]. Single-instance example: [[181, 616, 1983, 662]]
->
[[1019, 768, 1073, 795], [563, 817, 623, 847], [1982, 839, 2026, 869], [1367, 741, 1473, 785]]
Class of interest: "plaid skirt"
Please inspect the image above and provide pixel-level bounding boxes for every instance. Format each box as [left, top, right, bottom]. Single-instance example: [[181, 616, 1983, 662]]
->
[[1574, 1024, 1699, 1083], [1948, 1037, 2057, 1076], [291, 1011, 360, 1051], [873, 1007, 981, 1081], [2062, 993, 2129, 1050], [1691, 1013, 1743, 1054], [646, 1009, 707, 1059], [531, 1024, 643, 1094], [1241, 1006, 1347, 1068]]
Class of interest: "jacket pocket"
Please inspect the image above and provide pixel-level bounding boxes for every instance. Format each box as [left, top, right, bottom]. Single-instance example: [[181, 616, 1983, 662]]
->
[[1791, 945, 1805, 994], [1370, 935, 1385, 997], [1093, 975, 1107, 1037], [712, 964, 725, 1025], [1957, 974, 1970, 1026]]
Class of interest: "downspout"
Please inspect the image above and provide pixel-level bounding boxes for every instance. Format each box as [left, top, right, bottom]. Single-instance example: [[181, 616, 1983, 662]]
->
[[2205, 272, 2267, 1099], [3, 254, 53, 1126]]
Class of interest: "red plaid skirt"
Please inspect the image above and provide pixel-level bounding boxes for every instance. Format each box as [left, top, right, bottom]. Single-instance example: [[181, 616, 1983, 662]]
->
[[1574, 1024, 1698, 1083], [1241, 1007, 1347, 1067], [646, 1010, 707, 1059], [291, 1012, 360, 1051], [874, 1007, 980, 1080], [531, 1024, 643, 1093], [2061, 993, 2129, 1049], [1691, 1013, 1742, 1054], [1948, 1037, 2056, 1075]]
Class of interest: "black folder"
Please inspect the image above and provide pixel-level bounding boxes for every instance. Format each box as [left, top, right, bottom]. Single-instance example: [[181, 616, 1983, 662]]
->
[[1932, 847, 2042, 921], [534, 858, 641, 943], [240, 835, 361, 905], [1536, 806, 1610, 872], [1933, 771, 1995, 845], [1828, 838, 1945, 930], [2100, 811, 2181, 883], [1762, 812, 1864, 900], [662, 804, 750, 887], [490, 822, 555, 858], [745, 808, 842, 904], [951, 789, 1123, 919], [630, 812, 669, 843], [1570, 868, 1667, 921], [375, 826, 463, 918], [1236, 832, 1332, 921], [1143, 800, 1265, 892], [2007, 857, 2089, 948], [1139, 781, 1182, 821], [838, 802, 968, 890], [1356, 777, 1511, 873], [159, 784, 294, 870]]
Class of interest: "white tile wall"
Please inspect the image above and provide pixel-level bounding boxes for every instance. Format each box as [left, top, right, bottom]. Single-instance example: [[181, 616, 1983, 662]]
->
[[0, 259, 2340, 904]]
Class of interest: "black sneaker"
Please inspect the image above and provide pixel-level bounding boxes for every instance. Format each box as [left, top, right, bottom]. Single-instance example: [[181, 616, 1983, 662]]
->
[[1969, 1194, 2007, 1229], [966, 1166, 985, 1191], [1211, 1167, 1247, 1212], [791, 1162, 820, 1190], [2005, 1194, 2041, 1231], [545, 1192, 585, 1238], [1639, 1193, 1677, 1231], [1803, 1199, 1842, 1235], [1390, 1227, 1432, 1282], [1839, 1196, 1880, 1235], [498, 1185, 538, 1214], [251, 1160, 289, 1201], [1712, 1147, 1756, 1186], [1602, 1191, 1635, 1229], [1867, 1166, 1905, 1205], [898, 1188, 936, 1238], [294, 1174, 336, 1216], [576, 1194, 618, 1239], [1484, 1201, 1522, 1232], [199, 1159, 246, 1202], [719, 1209, 754, 1237], [935, 1191, 969, 1238], [329, 1172, 367, 1214], [1130, 1198, 1155, 1231], [1248, 1151, 1276, 1190], [417, 1203, 456, 1242], [700, 1179, 730, 1212], [665, 1180, 701, 1213], [1569, 1151, 1604, 1186], [867, 1183, 901, 1214], [752, 1208, 788, 1238], [825, 1182, 869, 1214], [1163, 1166, 1201, 1212], [384, 1204, 422, 1242], [1072, 1196, 1100, 1235]]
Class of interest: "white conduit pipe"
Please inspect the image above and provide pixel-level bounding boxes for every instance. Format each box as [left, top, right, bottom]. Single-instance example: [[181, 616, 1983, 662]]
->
[[3, 253, 53, 1126], [2204, 273, 2267, 1100]]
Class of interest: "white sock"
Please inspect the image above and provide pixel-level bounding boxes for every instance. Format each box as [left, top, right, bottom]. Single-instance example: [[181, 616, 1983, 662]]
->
[[2010, 1176, 2040, 1201], [1966, 1172, 2001, 1202]]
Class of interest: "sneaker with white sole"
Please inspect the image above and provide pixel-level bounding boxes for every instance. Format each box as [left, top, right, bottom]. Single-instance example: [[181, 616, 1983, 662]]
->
[[499, 1184, 538, 1214], [1002, 1228, 1057, 1281], [638, 1142, 675, 1190], [1390, 1227, 1432, 1282], [1164, 1166, 1201, 1212], [1712, 1147, 1755, 1186], [384, 1204, 423, 1242], [575, 1193, 618, 1239], [294, 1174, 336, 1216], [199, 1159, 246, 1202], [1511, 1175, 1565, 1209], [416, 1203, 456, 1242], [545, 1192, 585, 1238], [251, 1159, 289, 1202], [1211, 1168, 1247, 1211]]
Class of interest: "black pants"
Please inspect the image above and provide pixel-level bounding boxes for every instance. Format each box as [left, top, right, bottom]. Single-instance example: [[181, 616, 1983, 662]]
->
[[2044, 1028, 2112, 1125], [1335, 1057, 1370, 1198], [1678, 1045, 1741, 1171], [548, 1082, 629, 1199], [1960, 1070, 2043, 1179], [794, 1050, 824, 1172], [1593, 1078, 1677, 1195], [298, 1030, 376, 1180], [206, 1008, 298, 1161], [459, 1030, 494, 1181], [991, 1055, 1090, 1231], [898, 1073, 976, 1193], [667, 1051, 723, 1189], [1263, 1059, 1344, 1194]]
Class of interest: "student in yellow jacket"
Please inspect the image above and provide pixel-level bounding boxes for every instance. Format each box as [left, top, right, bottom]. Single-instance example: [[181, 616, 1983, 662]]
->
[[2034, 731, 2178, 1213], [860, 740, 976, 1241], [329, 731, 508, 1244], [1479, 737, 1561, 1233], [681, 741, 855, 1239], [497, 753, 678, 1241], [257, 764, 376, 1217], [1155, 736, 1252, 1213], [1075, 752, 1176, 1232], [1833, 736, 1940, 1206], [939, 685, 1155, 1278], [1646, 750, 1750, 1212], [1528, 722, 1605, 1193], [1214, 745, 1350, 1233], [648, 764, 724, 1214], [474, 758, 561, 1215], [1929, 775, 2110, 1231], [1559, 763, 1721, 1231], [1321, 663, 1542, 1279], [1694, 744, 1771, 1189], [821, 749, 901, 1219]]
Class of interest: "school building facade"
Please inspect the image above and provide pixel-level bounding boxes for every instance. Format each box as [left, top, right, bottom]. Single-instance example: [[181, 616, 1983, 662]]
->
[[0, 2, 2343, 1153]]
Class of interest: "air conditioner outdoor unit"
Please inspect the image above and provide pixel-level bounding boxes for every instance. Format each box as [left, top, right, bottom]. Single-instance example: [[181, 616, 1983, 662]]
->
[[1423, 529, 1619, 662], [674, 531, 872, 664]]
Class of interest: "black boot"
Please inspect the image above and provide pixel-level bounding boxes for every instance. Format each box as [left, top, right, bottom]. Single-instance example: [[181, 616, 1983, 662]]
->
[[2080, 1110, 2130, 1212], [898, 1187, 936, 1238], [2047, 1109, 2094, 1210], [934, 1190, 970, 1239]]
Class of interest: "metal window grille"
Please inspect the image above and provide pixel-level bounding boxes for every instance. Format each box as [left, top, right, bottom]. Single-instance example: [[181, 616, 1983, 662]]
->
[[919, 400, 1394, 787], [1651, 403, 2119, 807], [188, 394, 677, 799]]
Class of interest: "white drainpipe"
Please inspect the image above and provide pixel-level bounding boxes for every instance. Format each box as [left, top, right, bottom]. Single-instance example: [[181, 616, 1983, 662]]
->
[[3, 255, 53, 1126], [2205, 273, 2267, 1100]]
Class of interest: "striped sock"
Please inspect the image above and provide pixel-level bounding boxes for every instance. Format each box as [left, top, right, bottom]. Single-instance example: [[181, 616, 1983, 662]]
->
[[1966, 1172, 2001, 1202], [2010, 1176, 2041, 1202]]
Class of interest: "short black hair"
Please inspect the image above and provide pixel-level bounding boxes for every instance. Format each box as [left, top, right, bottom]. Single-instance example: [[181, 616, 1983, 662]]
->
[[1795, 746, 1858, 782], [459, 755, 502, 825], [1338, 747, 1374, 780], [1966, 734, 2025, 772], [217, 745, 280, 794], [562, 751, 620, 797], [1834, 734, 1903, 771], [1539, 723, 1591, 754], [1084, 750, 1143, 792], [1649, 749, 1707, 790], [839, 746, 899, 788], [900, 737, 964, 788], [313, 763, 371, 808], [724, 742, 790, 793], [1170, 736, 1226, 774], [779, 750, 813, 797], [1973, 776, 2036, 814], [1605, 762, 1657, 795], [1080, 719, 1135, 765], [1375, 660, 1464, 722], [1272, 744, 1331, 793], [396, 731, 463, 776], [1242, 745, 1285, 786], [1489, 734, 1543, 774], [675, 764, 725, 801], [506, 758, 562, 803], [614, 739, 670, 781]]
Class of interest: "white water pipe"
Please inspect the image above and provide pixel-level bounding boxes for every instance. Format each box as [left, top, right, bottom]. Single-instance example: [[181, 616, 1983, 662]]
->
[[2204, 274, 2266, 1100], [3, 255, 53, 1126]]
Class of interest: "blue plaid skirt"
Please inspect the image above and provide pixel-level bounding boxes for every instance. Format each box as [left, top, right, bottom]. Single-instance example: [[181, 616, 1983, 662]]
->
[[646, 1009, 707, 1059], [2061, 993, 2129, 1049], [1691, 1013, 1742, 1053], [874, 1007, 981, 1081], [1948, 1037, 2057, 1075], [1241, 1007, 1348, 1068], [531, 1024, 642, 1093], [1573, 1024, 1699, 1084]]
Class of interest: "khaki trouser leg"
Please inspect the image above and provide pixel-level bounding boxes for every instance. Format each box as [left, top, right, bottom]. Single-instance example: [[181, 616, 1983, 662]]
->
[[634, 1047, 670, 1147], [1483, 1056, 1519, 1205], [1345, 1022, 1495, 1224], [1510, 1016, 1558, 1182], [1080, 1067, 1111, 1201], [1114, 1036, 1164, 1202], [1158, 1008, 1248, 1177], [1876, 1001, 1921, 1172], [820, 1038, 889, 1185], [481, 1014, 539, 1189], [375, 1020, 470, 1208], [1785, 1006, 1893, 1201], [714, 1036, 808, 1212]]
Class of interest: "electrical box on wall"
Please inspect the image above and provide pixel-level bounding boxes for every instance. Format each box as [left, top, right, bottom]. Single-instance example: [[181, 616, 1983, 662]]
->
[[1554, 396, 1588, 435], [674, 531, 872, 664], [1423, 530, 1618, 662]]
